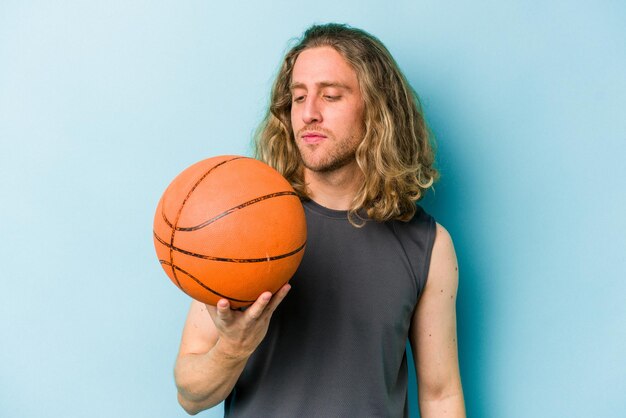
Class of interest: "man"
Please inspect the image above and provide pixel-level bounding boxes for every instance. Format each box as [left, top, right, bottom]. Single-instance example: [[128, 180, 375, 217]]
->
[[174, 23, 465, 417]]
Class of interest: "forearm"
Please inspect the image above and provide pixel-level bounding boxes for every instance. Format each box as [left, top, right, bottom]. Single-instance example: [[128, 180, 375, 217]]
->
[[174, 339, 250, 415], [419, 391, 466, 418]]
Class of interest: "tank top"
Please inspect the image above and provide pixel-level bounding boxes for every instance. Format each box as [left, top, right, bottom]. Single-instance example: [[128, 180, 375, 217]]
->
[[224, 199, 436, 417]]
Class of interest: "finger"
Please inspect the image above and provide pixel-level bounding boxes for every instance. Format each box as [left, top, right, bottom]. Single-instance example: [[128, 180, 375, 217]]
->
[[245, 291, 272, 320], [215, 299, 234, 323], [265, 284, 291, 315]]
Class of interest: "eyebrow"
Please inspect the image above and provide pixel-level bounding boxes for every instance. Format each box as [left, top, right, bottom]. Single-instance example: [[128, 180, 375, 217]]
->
[[289, 81, 353, 92]]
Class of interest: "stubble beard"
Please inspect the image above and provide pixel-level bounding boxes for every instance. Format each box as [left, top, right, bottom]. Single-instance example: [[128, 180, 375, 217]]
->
[[296, 132, 361, 174]]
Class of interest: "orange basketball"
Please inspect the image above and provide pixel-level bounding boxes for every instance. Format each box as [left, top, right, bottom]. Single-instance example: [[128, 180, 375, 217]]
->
[[153, 156, 307, 308]]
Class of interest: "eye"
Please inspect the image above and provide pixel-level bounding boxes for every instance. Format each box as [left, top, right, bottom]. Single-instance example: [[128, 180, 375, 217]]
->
[[324, 95, 341, 101], [293, 95, 305, 104]]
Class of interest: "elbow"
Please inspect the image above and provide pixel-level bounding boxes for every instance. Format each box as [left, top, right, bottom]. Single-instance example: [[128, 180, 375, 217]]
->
[[174, 367, 211, 415], [177, 391, 204, 416], [173, 354, 231, 414], [176, 380, 223, 415]]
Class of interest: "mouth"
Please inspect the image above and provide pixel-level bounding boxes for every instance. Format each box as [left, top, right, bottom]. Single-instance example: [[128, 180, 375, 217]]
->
[[301, 132, 327, 144]]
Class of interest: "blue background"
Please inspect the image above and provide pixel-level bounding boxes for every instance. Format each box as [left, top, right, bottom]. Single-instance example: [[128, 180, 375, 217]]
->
[[1, 1, 625, 417]]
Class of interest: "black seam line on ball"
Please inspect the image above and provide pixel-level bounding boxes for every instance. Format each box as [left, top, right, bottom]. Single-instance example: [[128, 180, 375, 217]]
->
[[168, 156, 245, 290], [155, 231, 306, 263], [162, 191, 298, 231], [159, 260, 255, 303]]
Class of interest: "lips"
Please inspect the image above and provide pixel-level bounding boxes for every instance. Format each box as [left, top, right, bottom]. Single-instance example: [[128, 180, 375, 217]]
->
[[301, 132, 327, 144]]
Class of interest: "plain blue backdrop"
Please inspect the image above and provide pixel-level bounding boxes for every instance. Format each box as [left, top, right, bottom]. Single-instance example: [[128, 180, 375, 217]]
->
[[1, 1, 625, 417]]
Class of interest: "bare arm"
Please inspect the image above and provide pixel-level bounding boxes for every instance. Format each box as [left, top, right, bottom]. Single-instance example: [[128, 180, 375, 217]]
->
[[174, 285, 291, 415], [410, 223, 466, 418]]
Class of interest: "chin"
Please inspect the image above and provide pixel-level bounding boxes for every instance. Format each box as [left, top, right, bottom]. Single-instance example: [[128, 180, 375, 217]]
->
[[298, 147, 356, 173], [304, 158, 354, 173]]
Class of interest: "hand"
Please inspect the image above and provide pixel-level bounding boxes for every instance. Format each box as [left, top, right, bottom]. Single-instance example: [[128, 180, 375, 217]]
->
[[205, 284, 291, 360]]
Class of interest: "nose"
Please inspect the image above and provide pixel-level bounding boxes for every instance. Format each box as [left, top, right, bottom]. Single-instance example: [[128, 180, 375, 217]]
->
[[302, 97, 322, 125]]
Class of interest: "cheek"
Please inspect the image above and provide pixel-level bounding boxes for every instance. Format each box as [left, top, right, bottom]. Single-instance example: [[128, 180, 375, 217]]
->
[[290, 108, 300, 132], [342, 108, 365, 135]]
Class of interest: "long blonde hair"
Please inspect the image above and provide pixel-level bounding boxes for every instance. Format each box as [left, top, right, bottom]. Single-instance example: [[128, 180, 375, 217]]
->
[[255, 23, 438, 224]]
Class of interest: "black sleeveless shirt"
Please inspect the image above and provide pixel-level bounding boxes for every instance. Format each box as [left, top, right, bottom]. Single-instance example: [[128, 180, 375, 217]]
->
[[225, 200, 436, 417]]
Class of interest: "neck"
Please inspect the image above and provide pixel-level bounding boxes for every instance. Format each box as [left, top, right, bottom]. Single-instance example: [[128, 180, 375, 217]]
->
[[303, 161, 364, 211]]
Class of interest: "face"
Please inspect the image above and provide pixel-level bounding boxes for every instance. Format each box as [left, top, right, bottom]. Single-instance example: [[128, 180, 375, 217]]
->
[[290, 46, 365, 173]]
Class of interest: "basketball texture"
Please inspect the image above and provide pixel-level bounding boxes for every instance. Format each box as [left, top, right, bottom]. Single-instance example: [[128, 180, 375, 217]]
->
[[153, 156, 307, 308]]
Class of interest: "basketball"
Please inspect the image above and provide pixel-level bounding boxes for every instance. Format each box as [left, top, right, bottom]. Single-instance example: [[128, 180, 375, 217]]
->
[[153, 156, 307, 308]]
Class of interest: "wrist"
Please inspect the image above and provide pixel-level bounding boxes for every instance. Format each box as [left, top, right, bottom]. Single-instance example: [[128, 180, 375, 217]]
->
[[212, 338, 253, 363]]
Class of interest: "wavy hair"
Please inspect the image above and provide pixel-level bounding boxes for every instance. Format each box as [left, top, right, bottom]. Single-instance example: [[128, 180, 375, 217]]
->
[[255, 23, 438, 224]]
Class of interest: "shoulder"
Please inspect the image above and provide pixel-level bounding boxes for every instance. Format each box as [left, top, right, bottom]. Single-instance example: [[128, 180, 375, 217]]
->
[[403, 204, 437, 246], [389, 205, 440, 298], [425, 222, 459, 294], [392, 204, 436, 247], [433, 222, 455, 256]]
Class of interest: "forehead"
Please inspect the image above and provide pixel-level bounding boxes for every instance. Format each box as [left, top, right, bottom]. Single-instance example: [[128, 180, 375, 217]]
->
[[291, 46, 359, 89]]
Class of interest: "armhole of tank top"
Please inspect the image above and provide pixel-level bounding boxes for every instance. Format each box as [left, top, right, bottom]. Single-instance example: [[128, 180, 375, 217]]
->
[[391, 221, 419, 301], [418, 216, 437, 299]]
